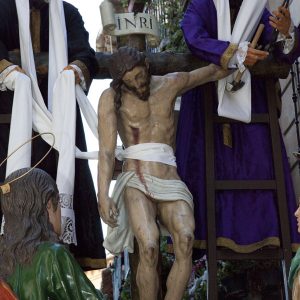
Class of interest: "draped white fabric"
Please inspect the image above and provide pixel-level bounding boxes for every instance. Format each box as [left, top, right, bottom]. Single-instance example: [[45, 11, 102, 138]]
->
[[104, 171, 193, 254], [213, 0, 267, 123], [115, 143, 177, 167], [3, 0, 100, 243], [5, 72, 32, 177]]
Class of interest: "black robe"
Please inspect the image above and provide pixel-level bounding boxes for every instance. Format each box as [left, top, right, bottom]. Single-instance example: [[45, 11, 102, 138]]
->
[[0, 0, 106, 269]]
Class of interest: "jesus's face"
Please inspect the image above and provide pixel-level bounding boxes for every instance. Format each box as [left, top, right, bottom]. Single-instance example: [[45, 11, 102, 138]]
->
[[122, 65, 151, 101]]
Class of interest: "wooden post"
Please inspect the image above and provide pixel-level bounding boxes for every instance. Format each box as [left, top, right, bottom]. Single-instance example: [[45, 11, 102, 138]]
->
[[117, 29, 149, 300], [118, 34, 146, 51], [129, 239, 140, 300]]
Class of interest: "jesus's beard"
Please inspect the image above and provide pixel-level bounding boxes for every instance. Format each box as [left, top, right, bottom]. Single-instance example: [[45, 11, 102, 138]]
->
[[128, 85, 150, 101], [124, 76, 151, 101]]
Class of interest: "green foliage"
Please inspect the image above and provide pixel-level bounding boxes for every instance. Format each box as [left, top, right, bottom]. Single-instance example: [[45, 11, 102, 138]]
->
[[120, 271, 131, 300], [158, 0, 188, 52], [120, 0, 128, 9], [120, 0, 148, 10]]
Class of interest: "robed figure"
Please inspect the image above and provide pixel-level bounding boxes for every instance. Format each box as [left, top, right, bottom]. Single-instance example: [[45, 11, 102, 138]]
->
[[176, 0, 300, 253], [0, 0, 106, 268]]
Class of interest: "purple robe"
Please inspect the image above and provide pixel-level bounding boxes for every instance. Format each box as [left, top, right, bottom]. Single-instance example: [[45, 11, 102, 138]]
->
[[176, 0, 300, 252]]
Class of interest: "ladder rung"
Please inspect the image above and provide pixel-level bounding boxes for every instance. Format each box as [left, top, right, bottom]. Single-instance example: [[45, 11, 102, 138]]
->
[[0, 114, 11, 124], [215, 180, 276, 190], [214, 114, 269, 123]]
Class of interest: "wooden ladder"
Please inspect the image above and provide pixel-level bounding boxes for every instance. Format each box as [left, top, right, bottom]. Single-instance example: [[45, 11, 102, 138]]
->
[[204, 79, 292, 300]]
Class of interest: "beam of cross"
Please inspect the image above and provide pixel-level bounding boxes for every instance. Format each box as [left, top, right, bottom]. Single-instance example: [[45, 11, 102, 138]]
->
[[8, 51, 291, 79]]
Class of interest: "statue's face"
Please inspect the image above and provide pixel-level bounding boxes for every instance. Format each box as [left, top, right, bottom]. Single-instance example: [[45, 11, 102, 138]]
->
[[122, 65, 150, 101], [295, 205, 300, 233], [47, 198, 61, 236]]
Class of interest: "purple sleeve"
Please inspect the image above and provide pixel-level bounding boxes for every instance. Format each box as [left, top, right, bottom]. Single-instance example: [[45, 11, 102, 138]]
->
[[259, 9, 274, 45], [259, 8, 300, 63], [274, 25, 300, 64], [180, 0, 229, 66], [181, 0, 300, 65]]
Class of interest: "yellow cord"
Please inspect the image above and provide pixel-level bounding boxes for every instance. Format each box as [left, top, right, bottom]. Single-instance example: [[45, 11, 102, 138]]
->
[[0, 132, 55, 194]]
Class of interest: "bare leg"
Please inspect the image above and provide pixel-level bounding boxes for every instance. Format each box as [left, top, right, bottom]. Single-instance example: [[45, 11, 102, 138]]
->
[[124, 187, 159, 300], [158, 200, 195, 300]]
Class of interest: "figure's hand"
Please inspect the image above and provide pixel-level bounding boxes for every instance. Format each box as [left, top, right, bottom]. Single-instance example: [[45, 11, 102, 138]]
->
[[244, 47, 269, 66], [63, 65, 81, 84], [269, 6, 291, 37], [7, 66, 26, 77], [3, 66, 27, 91], [98, 197, 119, 228]]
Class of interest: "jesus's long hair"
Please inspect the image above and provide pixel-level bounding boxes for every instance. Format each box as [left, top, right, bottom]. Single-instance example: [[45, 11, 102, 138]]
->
[[109, 46, 150, 112]]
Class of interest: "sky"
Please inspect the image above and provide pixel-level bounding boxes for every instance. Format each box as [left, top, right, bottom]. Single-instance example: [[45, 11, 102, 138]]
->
[[65, 0, 112, 236], [65, 0, 101, 49], [65, 0, 110, 187]]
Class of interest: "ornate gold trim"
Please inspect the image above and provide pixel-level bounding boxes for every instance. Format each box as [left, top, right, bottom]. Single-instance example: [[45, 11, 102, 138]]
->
[[220, 43, 238, 70], [71, 59, 91, 87], [222, 123, 232, 148], [76, 257, 107, 269], [167, 237, 300, 253], [216, 237, 280, 253], [194, 237, 300, 253], [166, 239, 300, 254], [0, 59, 13, 74]]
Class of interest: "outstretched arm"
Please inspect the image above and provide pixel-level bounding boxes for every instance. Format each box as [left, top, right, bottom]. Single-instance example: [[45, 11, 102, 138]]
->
[[171, 64, 231, 97], [98, 88, 119, 227]]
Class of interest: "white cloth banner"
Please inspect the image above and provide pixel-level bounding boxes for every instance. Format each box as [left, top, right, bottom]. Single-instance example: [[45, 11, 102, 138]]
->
[[214, 0, 267, 123], [5, 72, 32, 177], [4, 0, 100, 242], [12, 0, 78, 243], [14, 0, 98, 156]]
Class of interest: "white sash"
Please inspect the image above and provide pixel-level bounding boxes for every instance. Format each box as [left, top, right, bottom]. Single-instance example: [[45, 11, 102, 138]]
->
[[115, 143, 177, 167], [9, 0, 77, 243], [5, 72, 32, 176], [214, 0, 267, 123]]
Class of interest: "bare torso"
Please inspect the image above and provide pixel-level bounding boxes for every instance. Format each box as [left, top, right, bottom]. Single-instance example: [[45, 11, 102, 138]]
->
[[117, 75, 180, 180], [98, 52, 229, 300]]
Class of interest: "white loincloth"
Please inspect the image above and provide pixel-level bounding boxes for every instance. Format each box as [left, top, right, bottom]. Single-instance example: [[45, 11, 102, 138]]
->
[[115, 143, 177, 166], [103, 171, 194, 255]]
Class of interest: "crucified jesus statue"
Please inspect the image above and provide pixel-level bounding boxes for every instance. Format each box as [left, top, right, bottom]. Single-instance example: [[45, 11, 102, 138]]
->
[[98, 46, 230, 300]]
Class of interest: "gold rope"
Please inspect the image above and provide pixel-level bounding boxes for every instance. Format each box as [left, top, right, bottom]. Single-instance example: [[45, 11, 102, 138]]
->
[[0, 132, 55, 194]]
